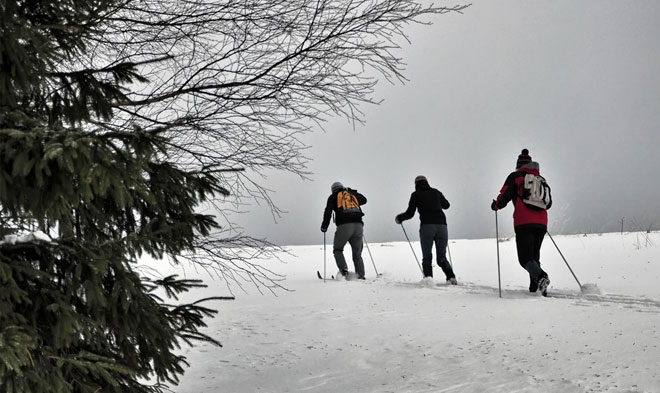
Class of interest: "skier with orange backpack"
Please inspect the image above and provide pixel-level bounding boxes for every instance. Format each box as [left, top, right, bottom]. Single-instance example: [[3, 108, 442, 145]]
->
[[321, 182, 368, 279]]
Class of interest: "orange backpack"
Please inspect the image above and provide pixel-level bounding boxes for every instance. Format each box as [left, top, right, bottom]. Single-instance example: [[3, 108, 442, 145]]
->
[[336, 190, 362, 216]]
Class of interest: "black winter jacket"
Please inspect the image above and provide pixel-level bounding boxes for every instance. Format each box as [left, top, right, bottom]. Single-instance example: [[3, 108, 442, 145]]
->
[[321, 188, 367, 230], [397, 180, 450, 225]]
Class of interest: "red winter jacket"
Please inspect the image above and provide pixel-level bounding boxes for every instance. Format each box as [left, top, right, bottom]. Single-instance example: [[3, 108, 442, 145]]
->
[[493, 162, 549, 228]]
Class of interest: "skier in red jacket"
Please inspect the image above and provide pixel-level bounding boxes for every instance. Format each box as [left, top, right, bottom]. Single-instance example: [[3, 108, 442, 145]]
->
[[491, 149, 552, 296]]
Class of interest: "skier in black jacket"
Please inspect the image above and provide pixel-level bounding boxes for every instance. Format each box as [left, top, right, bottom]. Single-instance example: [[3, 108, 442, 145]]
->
[[396, 176, 457, 283], [321, 182, 367, 279]]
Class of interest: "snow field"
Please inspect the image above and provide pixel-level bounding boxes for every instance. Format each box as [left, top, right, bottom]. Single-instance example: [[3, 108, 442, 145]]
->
[[155, 232, 660, 393]]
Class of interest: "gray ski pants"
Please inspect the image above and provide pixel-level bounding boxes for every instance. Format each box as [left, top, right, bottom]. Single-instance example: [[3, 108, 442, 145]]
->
[[420, 224, 454, 279], [333, 222, 365, 278]]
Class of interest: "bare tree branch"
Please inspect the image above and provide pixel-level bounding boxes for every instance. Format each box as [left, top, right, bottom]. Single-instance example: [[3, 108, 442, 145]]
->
[[35, 0, 469, 289]]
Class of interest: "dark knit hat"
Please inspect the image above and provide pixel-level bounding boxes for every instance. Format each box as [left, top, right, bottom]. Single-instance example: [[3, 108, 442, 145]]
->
[[414, 175, 427, 184], [516, 149, 532, 169], [331, 181, 344, 193]]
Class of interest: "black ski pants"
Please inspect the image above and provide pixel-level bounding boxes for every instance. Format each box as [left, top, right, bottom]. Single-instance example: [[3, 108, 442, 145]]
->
[[514, 224, 548, 281]]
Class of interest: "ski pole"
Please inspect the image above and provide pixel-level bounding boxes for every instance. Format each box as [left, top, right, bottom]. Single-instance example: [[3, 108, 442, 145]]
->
[[495, 208, 502, 298], [323, 232, 327, 283], [363, 234, 380, 276], [400, 223, 423, 275], [547, 231, 582, 289], [447, 242, 453, 268]]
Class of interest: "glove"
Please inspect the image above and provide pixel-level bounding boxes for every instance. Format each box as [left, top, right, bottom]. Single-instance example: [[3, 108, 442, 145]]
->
[[395, 215, 402, 224], [491, 200, 498, 211], [321, 226, 327, 233]]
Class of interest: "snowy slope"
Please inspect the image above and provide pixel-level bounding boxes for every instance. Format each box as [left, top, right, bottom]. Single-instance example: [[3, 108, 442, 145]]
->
[[163, 232, 660, 393]]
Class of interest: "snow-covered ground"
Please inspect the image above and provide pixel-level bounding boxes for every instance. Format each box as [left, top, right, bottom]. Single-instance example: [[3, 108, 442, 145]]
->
[[164, 231, 660, 393]]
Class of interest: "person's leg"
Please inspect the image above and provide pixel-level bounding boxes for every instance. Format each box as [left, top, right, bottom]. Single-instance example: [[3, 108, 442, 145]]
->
[[348, 223, 366, 279], [528, 274, 539, 292], [435, 224, 455, 280], [534, 228, 550, 290], [533, 226, 547, 268], [516, 227, 543, 289], [333, 224, 351, 275], [522, 226, 548, 280], [515, 227, 535, 269], [435, 224, 448, 262], [419, 225, 434, 277], [523, 259, 543, 282]]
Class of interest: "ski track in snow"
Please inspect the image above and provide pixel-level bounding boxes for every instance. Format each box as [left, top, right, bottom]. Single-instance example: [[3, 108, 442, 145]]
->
[[175, 278, 660, 393], [392, 280, 660, 313], [170, 233, 660, 393]]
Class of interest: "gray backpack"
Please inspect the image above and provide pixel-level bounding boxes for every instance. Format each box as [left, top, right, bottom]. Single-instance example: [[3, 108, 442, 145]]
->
[[521, 173, 552, 210]]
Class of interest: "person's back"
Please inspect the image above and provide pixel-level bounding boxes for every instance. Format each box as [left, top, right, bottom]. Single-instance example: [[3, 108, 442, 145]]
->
[[325, 188, 366, 227], [500, 161, 549, 228], [410, 181, 450, 225]]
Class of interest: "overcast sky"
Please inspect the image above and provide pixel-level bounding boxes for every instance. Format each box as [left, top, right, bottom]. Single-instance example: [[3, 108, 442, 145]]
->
[[228, 0, 660, 246]]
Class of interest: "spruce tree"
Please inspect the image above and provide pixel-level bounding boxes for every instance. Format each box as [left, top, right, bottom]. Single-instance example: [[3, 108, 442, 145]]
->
[[1, 1, 227, 391]]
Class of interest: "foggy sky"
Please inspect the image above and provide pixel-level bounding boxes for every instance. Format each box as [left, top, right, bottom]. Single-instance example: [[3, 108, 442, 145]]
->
[[228, 0, 660, 246]]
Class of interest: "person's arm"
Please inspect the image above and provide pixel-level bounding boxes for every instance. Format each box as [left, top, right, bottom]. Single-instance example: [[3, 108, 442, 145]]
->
[[396, 193, 417, 223], [492, 172, 516, 210], [355, 191, 367, 205], [321, 195, 334, 231], [347, 188, 367, 205], [438, 191, 450, 210]]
